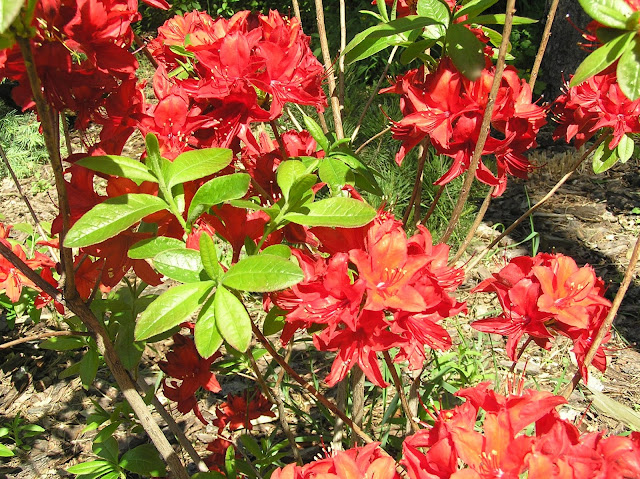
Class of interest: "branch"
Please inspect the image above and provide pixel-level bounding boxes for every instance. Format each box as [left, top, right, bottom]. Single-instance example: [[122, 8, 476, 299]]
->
[[439, 0, 516, 243], [0, 330, 90, 350], [402, 142, 429, 228], [420, 184, 445, 225], [355, 126, 391, 155], [561, 231, 640, 399], [450, 188, 493, 264], [250, 320, 375, 444], [382, 351, 419, 434], [528, 0, 560, 92]]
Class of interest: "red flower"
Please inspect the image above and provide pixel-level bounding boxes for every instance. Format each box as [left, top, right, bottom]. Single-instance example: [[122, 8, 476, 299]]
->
[[159, 334, 221, 424], [212, 390, 275, 432]]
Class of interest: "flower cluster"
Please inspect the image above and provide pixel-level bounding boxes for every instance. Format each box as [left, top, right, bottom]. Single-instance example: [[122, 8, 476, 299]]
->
[[402, 382, 640, 479], [143, 9, 326, 157], [382, 57, 546, 196], [553, 66, 640, 150], [272, 213, 465, 387], [471, 253, 611, 379]]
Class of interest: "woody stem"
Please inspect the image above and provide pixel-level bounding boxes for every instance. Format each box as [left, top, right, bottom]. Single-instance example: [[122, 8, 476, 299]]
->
[[450, 188, 493, 264], [382, 351, 419, 433], [250, 320, 375, 444], [440, 0, 516, 244], [247, 350, 303, 465], [561, 230, 640, 399], [528, 0, 560, 91], [420, 184, 445, 225], [403, 142, 429, 228]]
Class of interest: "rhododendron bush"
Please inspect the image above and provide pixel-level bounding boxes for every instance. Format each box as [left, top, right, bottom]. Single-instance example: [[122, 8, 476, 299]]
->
[[1, 0, 640, 477]]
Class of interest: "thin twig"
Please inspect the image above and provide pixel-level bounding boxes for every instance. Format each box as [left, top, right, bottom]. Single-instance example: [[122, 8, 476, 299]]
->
[[350, 366, 365, 446], [355, 126, 391, 155], [0, 143, 59, 262], [440, 0, 517, 243], [136, 377, 209, 473], [338, 0, 346, 113], [61, 112, 73, 156], [270, 120, 289, 161], [291, 0, 302, 22], [420, 184, 445, 225], [314, 0, 344, 139], [250, 320, 375, 443], [247, 352, 303, 465], [561, 231, 640, 399], [402, 143, 429, 227], [0, 330, 90, 350], [464, 133, 608, 274], [331, 379, 347, 452], [528, 0, 560, 92], [133, 31, 159, 69], [352, 46, 399, 143], [450, 189, 493, 264], [382, 351, 419, 434], [285, 106, 303, 132]]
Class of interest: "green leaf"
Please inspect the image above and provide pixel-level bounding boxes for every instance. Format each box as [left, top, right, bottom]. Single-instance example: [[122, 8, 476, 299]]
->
[[199, 233, 222, 281], [577, 0, 634, 30], [285, 197, 376, 227], [80, 348, 99, 389], [261, 244, 292, 258], [618, 37, 640, 100], [187, 173, 251, 224], [222, 255, 303, 293], [164, 148, 233, 188], [119, 444, 166, 477], [93, 436, 119, 464], [153, 248, 205, 283], [318, 158, 355, 193], [277, 160, 307, 201], [67, 460, 114, 474], [303, 115, 330, 152], [214, 286, 252, 352], [401, 39, 437, 63], [592, 136, 619, 173], [344, 16, 437, 63], [617, 134, 635, 163], [570, 31, 634, 87], [76, 156, 157, 185], [454, 0, 499, 21], [194, 295, 223, 358], [145, 134, 163, 178], [417, 0, 450, 24], [135, 281, 215, 341], [65, 194, 169, 248], [58, 361, 82, 380], [446, 23, 486, 80], [263, 307, 285, 336], [128, 236, 185, 259], [464, 14, 537, 25], [0, 443, 14, 457], [330, 153, 383, 196], [0, 1, 23, 34], [40, 336, 86, 350], [286, 174, 317, 209]]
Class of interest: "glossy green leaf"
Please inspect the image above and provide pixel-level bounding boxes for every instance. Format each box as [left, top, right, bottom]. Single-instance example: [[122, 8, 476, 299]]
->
[[120, 444, 166, 477], [285, 197, 377, 227], [199, 233, 222, 281], [75, 156, 157, 185], [80, 348, 99, 389], [40, 336, 86, 350], [287, 174, 317, 208], [464, 14, 537, 25], [277, 160, 307, 201], [454, 0, 499, 21], [153, 248, 205, 283], [617, 134, 635, 163], [401, 39, 437, 63], [135, 281, 215, 341], [0, 444, 14, 457], [303, 115, 330, 152], [618, 37, 640, 100], [261, 244, 292, 258], [571, 31, 634, 87], [65, 194, 168, 248], [145, 133, 163, 178], [330, 153, 383, 196], [263, 307, 285, 336], [93, 436, 119, 464], [1, 1, 23, 34], [417, 0, 449, 24], [194, 295, 223, 358], [222, 255, 303, 292], [577, 0, 633, 30], [128, 236, 185, 259], [446, 23, 486, 80], [592, 136, 619, 173], [164, 148, 233, 188], [214, 286, 252, 352], [187, 173, 251, 224], [319, 158, 355, 193], [67, 460, 114, 474]]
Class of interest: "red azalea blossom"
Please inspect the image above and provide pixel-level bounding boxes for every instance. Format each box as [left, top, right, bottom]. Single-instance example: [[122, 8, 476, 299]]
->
[[212, 390, 275, 432], [159, 334, 222, 424]]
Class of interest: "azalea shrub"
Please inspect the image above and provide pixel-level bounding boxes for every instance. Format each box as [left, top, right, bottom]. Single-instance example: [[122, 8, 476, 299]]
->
[[1, 0, 640, 478]]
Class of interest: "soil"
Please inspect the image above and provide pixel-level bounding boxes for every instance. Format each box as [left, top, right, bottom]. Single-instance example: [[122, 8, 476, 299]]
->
[[1, 145, 640, 477]]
